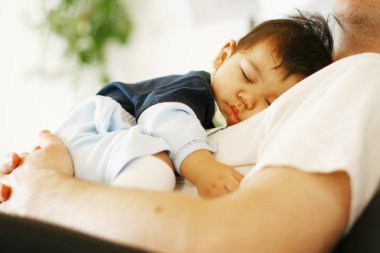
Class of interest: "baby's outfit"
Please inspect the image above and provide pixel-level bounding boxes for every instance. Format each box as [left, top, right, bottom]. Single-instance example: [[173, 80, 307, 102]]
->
[[55, 71, 226, 191]]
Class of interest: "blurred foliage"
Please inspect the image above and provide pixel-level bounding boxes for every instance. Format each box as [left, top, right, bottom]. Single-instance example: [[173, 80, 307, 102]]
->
[[46, 0, 133, 83]]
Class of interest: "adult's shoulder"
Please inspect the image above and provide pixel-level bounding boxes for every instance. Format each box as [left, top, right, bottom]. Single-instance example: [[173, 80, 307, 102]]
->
[[306, 52, 380, 83], [334, 52, 380, 65]]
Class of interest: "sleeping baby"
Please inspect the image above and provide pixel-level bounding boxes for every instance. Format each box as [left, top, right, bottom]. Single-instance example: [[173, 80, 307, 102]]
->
[[55, 12, 333, 198]]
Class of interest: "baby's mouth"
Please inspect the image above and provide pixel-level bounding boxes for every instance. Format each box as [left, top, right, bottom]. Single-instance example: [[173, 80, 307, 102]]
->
[[226, 104, 240, 124]]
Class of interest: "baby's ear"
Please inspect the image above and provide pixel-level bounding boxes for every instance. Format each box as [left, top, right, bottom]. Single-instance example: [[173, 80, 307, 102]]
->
[[213, 40, 237, 69]]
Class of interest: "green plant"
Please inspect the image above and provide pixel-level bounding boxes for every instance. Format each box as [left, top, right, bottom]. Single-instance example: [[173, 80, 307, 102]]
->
[[46, 0, 133, 83]]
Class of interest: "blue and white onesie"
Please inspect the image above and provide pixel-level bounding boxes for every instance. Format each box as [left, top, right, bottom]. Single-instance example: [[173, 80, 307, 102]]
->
[[55, 71, 226, 191]]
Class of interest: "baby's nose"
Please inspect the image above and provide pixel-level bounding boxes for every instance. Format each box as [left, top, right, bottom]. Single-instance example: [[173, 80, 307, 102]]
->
[[238, 92, 256, 110]]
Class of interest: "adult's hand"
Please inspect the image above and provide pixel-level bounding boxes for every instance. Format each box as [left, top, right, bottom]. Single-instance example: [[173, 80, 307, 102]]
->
[[0, 152, 22, 174], [0, 152, 21, 201], [0, 130, 74, 208]]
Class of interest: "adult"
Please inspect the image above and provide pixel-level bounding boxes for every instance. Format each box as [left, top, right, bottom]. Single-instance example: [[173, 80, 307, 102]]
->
[[1, 0, 380, 252]]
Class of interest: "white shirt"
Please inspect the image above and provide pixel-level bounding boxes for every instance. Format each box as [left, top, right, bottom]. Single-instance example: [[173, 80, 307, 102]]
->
[[205, 53, 380, 231]]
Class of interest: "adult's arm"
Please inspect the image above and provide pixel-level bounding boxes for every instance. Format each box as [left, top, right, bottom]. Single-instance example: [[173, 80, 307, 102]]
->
[[0, 131, 350, 253]]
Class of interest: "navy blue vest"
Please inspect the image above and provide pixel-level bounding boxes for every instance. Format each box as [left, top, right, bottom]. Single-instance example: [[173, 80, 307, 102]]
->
[[97, 71, 215, 129]]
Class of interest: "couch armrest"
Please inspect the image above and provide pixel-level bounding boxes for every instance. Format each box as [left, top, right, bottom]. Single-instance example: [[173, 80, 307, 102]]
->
[[333, 191, 380, 252]]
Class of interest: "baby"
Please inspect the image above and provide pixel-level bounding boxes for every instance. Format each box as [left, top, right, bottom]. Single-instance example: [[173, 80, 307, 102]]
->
[[55, 12, 333, 197]]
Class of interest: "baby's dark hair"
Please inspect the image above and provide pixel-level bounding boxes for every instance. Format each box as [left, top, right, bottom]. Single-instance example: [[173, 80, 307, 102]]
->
[[237, 11, 333, 79]]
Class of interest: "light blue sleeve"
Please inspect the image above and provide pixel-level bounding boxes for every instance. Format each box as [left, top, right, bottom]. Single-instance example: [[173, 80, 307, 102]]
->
[[137, 102, 217, 174], [54, 96, 171, 183]]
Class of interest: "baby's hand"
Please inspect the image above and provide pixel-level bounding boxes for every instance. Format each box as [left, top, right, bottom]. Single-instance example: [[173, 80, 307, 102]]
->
[[180, 150, 244, 198], [193, 163, 243, 198]]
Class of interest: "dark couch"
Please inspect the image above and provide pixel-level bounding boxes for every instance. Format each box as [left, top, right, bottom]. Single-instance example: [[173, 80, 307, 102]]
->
[[332, 191, 380, 253]]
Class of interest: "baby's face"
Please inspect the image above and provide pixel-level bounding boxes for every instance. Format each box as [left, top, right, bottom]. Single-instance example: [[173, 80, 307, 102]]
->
[[211, 41, 303, 125]]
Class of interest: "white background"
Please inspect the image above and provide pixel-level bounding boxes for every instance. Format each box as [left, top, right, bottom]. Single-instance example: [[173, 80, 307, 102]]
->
[[0, 0, 333, 156]]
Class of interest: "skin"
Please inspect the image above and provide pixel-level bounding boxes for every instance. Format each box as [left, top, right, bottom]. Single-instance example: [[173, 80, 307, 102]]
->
[[211, 40, 303, 125], [1, 0, 380, 251], [333, 0, 380, 60], [180, 149, 243, 197]]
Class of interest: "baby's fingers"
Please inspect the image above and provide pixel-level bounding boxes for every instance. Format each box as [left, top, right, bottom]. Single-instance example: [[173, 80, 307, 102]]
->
[[231, 170, 244, 182], [224, 179, 241, 193]]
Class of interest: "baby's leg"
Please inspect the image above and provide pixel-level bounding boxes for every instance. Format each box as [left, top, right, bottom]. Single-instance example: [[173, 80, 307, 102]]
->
[[112, 152, 176, 191]]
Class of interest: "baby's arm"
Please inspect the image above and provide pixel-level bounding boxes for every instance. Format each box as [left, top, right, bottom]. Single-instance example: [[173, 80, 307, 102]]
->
[[138, 102, 243, 197]]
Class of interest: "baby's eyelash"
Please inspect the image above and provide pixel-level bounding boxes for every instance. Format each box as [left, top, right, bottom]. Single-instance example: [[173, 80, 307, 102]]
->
[[265, 99, 271, 106], [241, 69, 250, 82]]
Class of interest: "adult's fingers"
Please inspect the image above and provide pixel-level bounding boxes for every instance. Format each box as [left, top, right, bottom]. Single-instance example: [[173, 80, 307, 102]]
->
[[0, 152, 22, 174], [38, 129, 64, 149], [0, 184, 11, 202], [36, 130, 74, 176]]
